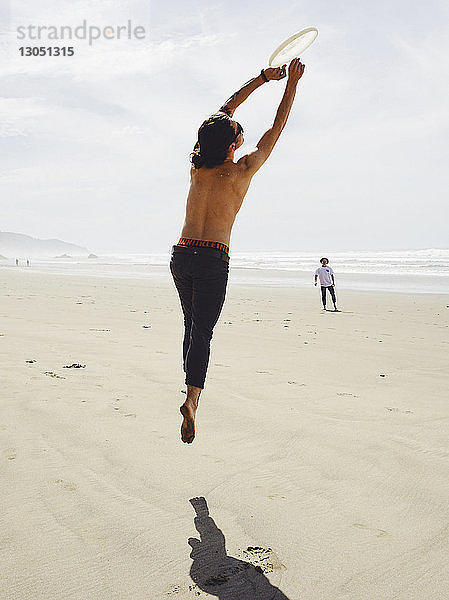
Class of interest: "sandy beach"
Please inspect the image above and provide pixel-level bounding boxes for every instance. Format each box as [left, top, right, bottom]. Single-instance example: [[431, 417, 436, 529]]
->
[[1, 268, 448, 599]]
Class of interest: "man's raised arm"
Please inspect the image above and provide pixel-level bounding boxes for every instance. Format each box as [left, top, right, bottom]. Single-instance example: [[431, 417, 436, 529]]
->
[[219, 66, 286, 117], [239, 58, 305, 175]]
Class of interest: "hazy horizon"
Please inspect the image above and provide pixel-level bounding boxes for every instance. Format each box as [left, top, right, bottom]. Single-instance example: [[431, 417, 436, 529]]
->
[[1, 228, 449, 257], [2, 0, 448, 253]]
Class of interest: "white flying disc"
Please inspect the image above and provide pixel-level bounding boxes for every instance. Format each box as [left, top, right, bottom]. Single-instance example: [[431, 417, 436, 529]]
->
[[269, 27, 318, 67]]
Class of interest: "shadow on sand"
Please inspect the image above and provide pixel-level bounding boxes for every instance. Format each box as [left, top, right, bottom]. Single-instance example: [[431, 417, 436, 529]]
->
[[188, 496, 291, 599]]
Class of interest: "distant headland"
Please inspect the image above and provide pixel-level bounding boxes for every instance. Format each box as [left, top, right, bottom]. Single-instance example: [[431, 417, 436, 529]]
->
[[0, 231, 91, 258]]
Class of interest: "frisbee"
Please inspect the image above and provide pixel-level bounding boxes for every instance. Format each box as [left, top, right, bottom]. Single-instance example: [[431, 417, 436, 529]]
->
[[269, 27, 318, 67]]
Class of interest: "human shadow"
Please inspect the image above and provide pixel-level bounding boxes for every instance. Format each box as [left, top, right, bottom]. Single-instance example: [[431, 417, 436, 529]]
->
[[188, 496, 291, 599]]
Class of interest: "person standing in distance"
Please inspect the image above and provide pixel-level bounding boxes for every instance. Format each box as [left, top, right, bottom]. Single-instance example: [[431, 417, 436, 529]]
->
[[314, 257, 339, 311], [170, 58, 306, 443]]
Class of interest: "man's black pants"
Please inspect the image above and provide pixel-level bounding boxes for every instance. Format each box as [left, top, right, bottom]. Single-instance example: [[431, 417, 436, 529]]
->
[[170, 245, 229, 389], [321, 285, 336, 307]]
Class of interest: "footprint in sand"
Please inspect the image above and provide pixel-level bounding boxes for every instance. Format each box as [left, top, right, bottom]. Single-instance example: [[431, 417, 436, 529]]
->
[[202, 454, 225, 464], [44, 371, 65, 379], [352, 523, 390, 538], [165, 585, 181, 596], [54, 478, 77, 491], [237, 546, 287, 573], [165, 585, 200, 596], [6, 448, 17, 460]]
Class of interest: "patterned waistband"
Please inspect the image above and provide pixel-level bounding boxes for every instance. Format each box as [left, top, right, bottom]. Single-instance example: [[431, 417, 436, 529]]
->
[[178, 237, 229, 255]]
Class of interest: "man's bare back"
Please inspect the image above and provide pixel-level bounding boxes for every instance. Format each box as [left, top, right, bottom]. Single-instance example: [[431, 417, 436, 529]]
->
[[172, 58, 306, 443], [181, 161, 251, 247]]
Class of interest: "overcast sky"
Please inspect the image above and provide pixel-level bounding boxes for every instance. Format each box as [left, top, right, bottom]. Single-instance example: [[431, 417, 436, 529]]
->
[[1, 0, 448, 253]]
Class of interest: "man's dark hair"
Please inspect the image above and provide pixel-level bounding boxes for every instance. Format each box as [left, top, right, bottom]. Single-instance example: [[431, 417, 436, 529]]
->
[[320, 257, 329, 263], [190, 113, 239, 169]]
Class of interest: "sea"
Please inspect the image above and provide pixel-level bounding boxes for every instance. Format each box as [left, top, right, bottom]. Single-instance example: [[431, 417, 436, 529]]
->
[[2, 249, 449, 294]]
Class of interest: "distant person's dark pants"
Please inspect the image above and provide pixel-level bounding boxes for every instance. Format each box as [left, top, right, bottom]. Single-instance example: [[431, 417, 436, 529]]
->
[[321, 285, 336, 307], [170, 244, 229, 389]]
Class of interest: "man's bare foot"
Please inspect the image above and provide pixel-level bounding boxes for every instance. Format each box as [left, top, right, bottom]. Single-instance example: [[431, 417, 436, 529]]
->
[[180, 386, 201, 444]]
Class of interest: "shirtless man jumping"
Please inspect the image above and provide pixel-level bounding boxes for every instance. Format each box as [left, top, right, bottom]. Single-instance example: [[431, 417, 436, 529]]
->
[[170, 58, 306, 443]]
